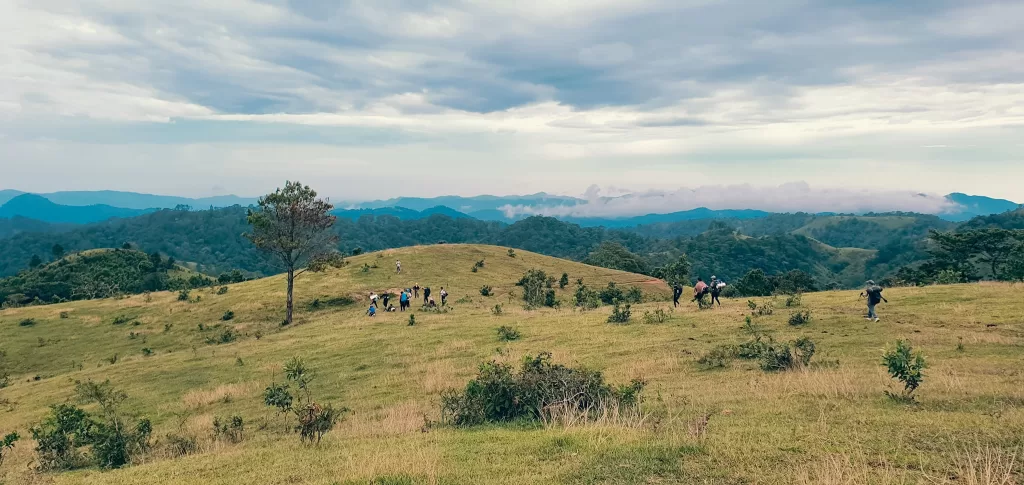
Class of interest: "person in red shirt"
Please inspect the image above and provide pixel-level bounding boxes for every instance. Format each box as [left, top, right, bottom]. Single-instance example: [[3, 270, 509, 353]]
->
[[692, 278, 708, 303]]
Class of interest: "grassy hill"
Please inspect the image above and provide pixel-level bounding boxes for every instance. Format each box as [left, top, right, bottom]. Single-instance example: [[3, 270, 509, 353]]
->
[[1, 245, 1022, 484]]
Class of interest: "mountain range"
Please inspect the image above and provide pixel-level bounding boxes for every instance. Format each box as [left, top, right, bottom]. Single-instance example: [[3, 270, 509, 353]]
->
[[0, 189, 1019, 227]]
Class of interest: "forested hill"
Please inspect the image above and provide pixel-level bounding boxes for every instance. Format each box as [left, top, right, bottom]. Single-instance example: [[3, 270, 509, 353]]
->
[[0, 206, 1020, 289]]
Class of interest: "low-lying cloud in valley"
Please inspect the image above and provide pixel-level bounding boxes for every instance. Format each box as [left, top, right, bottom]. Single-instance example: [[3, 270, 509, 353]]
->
[[501, 183, 958, 218]]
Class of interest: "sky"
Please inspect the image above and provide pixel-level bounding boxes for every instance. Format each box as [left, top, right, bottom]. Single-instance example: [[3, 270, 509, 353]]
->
[[1, 0, 1023, 214]]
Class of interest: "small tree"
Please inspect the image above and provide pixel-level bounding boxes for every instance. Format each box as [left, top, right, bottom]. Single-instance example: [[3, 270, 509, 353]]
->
[[559, 272, 569, 289], [51, 244, 65, 260], [0, 432, 19, 467], [882, 339, 927, 402], [517, 269, 549, 308], [245, 181, 343, 325], [661, 255, 691, 287], [29, 254, 42, 268]]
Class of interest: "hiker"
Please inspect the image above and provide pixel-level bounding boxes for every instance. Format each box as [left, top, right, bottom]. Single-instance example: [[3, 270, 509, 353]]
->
[[427, 296, 436, 308], [672, 284, 683, 308], [709, 276, 724, 307], [399, 291, 409, 311], [381, 293, 390, 310], [396, 260, 402, 274], [423, 287, 431, 306], [413, 284, 420, 298], [366, 305, 376, 317], [692, 278, 708, 305], [860, 280, 888, 322], [369, 292, 379, 307], [385, 304, 397, 312], [440, 287, 448, 306]]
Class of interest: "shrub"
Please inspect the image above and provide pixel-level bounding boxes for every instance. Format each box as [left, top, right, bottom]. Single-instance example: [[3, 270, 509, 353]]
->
[[213, 415, 244, 443], [111, 315, 136, 325], [641, 308, 669, 324], [266, 358, 347, 443], [440, 352, 644, 426], [748, 299, 774, 316], [734, 269, 774, 297], [30, 404, 92, 470], [0, 432, 19, 468], [308, 296, 355, 310], [18, 318, 36, 327], [758, 343, 793, 371], [737, 335, 771, 360], [480, 285, 493, 297], [507, 249, 516, 258], [207, 328, 237, 345], [408, 314, 416, 326], [361, 263, 371, 273], [544, 289, 559, 308], [517, 269, 549, 308], [497, 326, 521, 342], [222, 310, 235, 321], [559, 273, 569, 289], [788, 311, 811, 326], [882, 339, 926, 402], [785, 293, 802, 307], [217, 286, 229, 295], [296, 403, 343, 444], [598, 282, 624, 305], [471, 266, 478, 273], [107, 354, 119, 365], [625, 286, 643, 304], [264, 383, 293, 414], [607, 302, 632, 324], [141, 348, 153, 356], [165, 434, 198, 458], [491, 304, 503, 316], [351, 248, 363, 256], [697, 345, 736, 370], [474, 260, 485, 269], [572, 281, 600, 310], [792, 337, 816, 366], [59, 311, 69, 319], [177, 289, 190, 301]]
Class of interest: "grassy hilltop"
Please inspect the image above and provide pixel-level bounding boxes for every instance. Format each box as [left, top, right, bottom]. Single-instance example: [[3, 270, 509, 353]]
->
[[0, 244, 1022, 484]]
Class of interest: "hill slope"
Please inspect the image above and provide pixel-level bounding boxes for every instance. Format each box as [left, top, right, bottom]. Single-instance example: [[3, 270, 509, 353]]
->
[[1, 245, 1022, 484]]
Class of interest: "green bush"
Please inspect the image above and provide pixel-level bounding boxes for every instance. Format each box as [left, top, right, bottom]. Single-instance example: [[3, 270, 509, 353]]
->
[[792, 337, 816, 366], [625, 286, 643, 304], [213, 415, 244, 443], [497, 326, 521, 342], [440, 352, 644, 426], [785, 293, 802, 307], [517, 269, 550, 308], [18, 318, 36, 327], [697, 345, 736, 370], [263, 383, 293, 414], [216, 286, 229, 295], [758, 343, 793, 371], [30, 404, 92, 470], [491, 304, 503, 316], [177, 289, 190, 301], [141, 347, 153, 356], [748, 299, 774, 316], [788, 311, 811, 326], [480, 285, 492, 297], [559, 273, 569, 289], [0, 431, 19, 468], [607, 302, 632, 324], [641, 308, 669, 324], [598, 282, 623, 305], [544, 289, 559, 308], [307, 296, 355, 310], [221, 310, 235, 321], [474, 260, 485, 269], [59, 311, 69, 319], [408, 314, 416, 326], [507, 249, 516, 258], [572, 281, 600, 310], [882, 339, 926, 402], [265, 358, 347, 444]]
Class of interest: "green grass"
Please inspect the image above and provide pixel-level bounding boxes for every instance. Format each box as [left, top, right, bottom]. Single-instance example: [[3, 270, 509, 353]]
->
[[1, 245, 1022, 484]]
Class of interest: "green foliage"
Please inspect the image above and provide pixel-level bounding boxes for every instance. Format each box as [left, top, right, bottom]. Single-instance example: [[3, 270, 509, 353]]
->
[[474, 260, 485, 269], [788, 311, 811, 326], [408, 314, 416, 326], [30, 404, 93, 470], [598, 282, 623, 305], [658, 254, 692, 287], [792, 337, 816, 366], [440, 352, 644, 426], [641, 308, 669, 324], [882, 339, 927, 401], [496, 326, 521, 342], [607, 302, 632, 324], [747, 299, 774, 316], [177, 289, 190, 301], [216, 286, 229, 295], [785, 293, 802, 307], [758, 343, 793, 372], [559, 272, 569, 289], [221, 310, 235, 321], [18, 318, 36, 327], [572, 280, 600, 310], [697, 345, 736, 370], [213, 415, 244, 443], [307, 296, 355, 310], [479, 285, 492, 296], [583, 242, 652, 275], [263, 383, 294, 414], [507, 248, 516, 258], [625, 286, 643, 304], [111, 314, 135, 325], [207, 328, 237, 345], [491, 304, 503, 316], [141, 347, 153, 356], [0, 431, 18, 467], [517, 269, 549, 308], [734, 269, 774, 297]]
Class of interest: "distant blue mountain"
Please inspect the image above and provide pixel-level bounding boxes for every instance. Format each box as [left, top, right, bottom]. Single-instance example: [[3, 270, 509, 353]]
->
[[354, 193, 582, 213], [0, 216, 71, 239], [0, 194, 153, 224], [942, 193, 1021, 222], [37, 190, 257, 210], [0, 189, 25, 206], [563, 208, 772, 228], [332, 206, 473, 221]]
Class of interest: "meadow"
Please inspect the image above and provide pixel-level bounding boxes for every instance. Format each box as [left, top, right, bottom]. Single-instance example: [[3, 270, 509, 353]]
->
[[1, 245, 1022, 484]]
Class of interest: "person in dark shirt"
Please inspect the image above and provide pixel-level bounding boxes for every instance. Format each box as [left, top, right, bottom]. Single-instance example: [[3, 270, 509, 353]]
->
[[423, 287, 431, 306], [672, 284, 683, 307], [859, 280, 888, 321]]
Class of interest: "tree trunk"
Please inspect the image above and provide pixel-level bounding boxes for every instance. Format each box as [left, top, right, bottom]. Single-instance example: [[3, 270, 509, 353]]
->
[[286, 268, 294, 325]]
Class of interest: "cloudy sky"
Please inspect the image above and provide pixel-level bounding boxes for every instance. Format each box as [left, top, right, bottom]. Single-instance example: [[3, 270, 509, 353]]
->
[[2, 0, 1022, 212]]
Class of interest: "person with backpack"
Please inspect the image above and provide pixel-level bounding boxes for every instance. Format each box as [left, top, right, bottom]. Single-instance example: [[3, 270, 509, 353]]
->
[[672, 284, 683, 308], [399, 290, 409, 311], [709, 276, 724, 307], [413, 284, 420, 299], [692, 278, 708, 305], [366, 304, 376, 317], [423, 287, 431, 306], [381, 293, 390, 310], [860, 280, 888, 322]]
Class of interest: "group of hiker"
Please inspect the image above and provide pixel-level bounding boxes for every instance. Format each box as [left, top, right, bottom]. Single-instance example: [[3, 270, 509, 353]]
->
[[670, 274, 889, 321], [366, 283, 448, 317], [672, 276, 726, 308]]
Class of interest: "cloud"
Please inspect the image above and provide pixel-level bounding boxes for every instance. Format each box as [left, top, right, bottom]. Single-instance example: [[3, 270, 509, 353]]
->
[[502, 183, 959, 217]]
